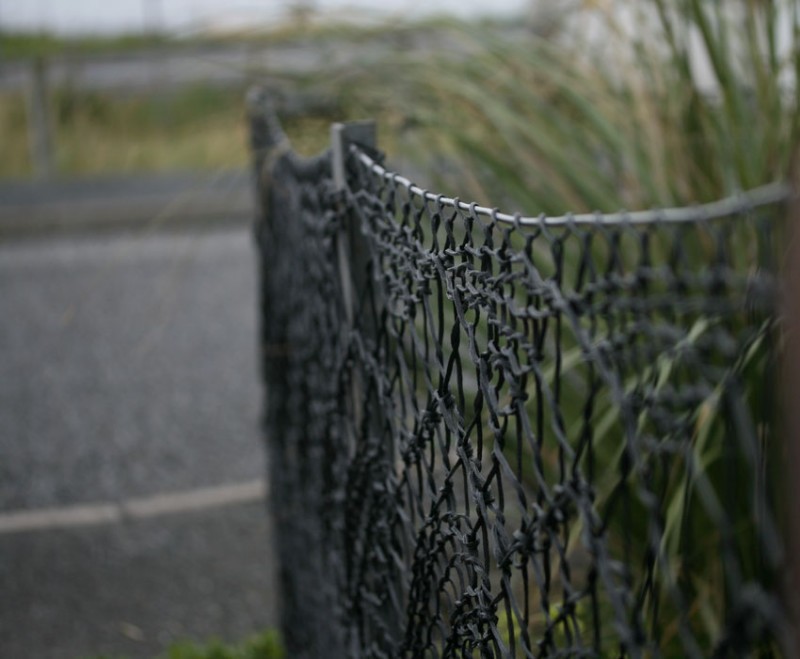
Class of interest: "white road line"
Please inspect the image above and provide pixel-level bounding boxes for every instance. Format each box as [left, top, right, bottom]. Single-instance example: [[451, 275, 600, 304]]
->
[[0, 479, 267, 535]]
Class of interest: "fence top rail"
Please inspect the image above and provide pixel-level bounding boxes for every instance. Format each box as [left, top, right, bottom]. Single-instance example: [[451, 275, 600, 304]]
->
[[351, 144, 791, 227]]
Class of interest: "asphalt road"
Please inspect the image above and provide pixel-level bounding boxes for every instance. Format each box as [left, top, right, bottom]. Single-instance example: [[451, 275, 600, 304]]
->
[[0, 227, 276, 658], [0, 28, 481, 93], [0, 38, 400, 92]]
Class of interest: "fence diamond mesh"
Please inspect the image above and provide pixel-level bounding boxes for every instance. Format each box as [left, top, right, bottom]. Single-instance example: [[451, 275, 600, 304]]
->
[[249, 93, 793, 658]]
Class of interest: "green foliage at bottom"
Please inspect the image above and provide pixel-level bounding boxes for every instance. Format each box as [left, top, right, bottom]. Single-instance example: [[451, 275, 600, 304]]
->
[[83, 629, 284, 659], [164, 631, 284, 659]]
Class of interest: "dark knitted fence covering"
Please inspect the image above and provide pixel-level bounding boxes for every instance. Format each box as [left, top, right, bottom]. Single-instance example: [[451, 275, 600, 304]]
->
[[250, 94, 792, 658]]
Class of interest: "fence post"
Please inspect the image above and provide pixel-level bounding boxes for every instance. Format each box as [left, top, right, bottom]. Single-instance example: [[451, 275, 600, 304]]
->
[[332, 121, 403, 652], [331, 121, 376, 329], [27, 56, 55, 180], [331, 120, 379, 466], [247, 86, 305, 653]]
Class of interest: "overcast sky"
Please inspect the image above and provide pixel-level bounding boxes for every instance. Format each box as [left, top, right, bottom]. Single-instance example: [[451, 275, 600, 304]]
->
[[0, 0, 529, 34]]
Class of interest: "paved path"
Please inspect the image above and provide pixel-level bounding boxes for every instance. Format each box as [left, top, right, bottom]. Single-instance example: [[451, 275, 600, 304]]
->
[[0, 32, 452, 93], [0, 227, 276, 658]]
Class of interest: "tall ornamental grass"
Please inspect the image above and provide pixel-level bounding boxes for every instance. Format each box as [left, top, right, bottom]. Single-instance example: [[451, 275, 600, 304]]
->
[[331, 1, 798, 653]]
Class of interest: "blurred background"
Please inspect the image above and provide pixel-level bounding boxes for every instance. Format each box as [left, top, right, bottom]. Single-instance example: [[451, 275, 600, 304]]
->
[[0, 0, 527, 182], [1, 1, 797, 657]]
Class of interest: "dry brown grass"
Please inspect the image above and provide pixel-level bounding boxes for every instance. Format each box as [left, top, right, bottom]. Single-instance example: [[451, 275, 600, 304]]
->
[[0, 86, 335, 179]]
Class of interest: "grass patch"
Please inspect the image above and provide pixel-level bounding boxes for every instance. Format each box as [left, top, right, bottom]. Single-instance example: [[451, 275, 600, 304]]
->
[[53, 87, 247, 176], [0, 87, 321, 178], [163, 629, 284, 659], [0, 85, 246, 178], [334, 4, 798, 212], [85, 629, 284, 659], [0, 82, 339, 179]]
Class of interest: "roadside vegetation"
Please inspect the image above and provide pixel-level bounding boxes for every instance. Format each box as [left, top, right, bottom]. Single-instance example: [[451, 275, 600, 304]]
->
[[0, 16, 495, 180], [87, 629, 284, 659], [340, 2, 799, 211], [0, 84, 335, 178], [162, 630, 283, 659], [4, 2, 795, 201], [0, 86, 246, 178]]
